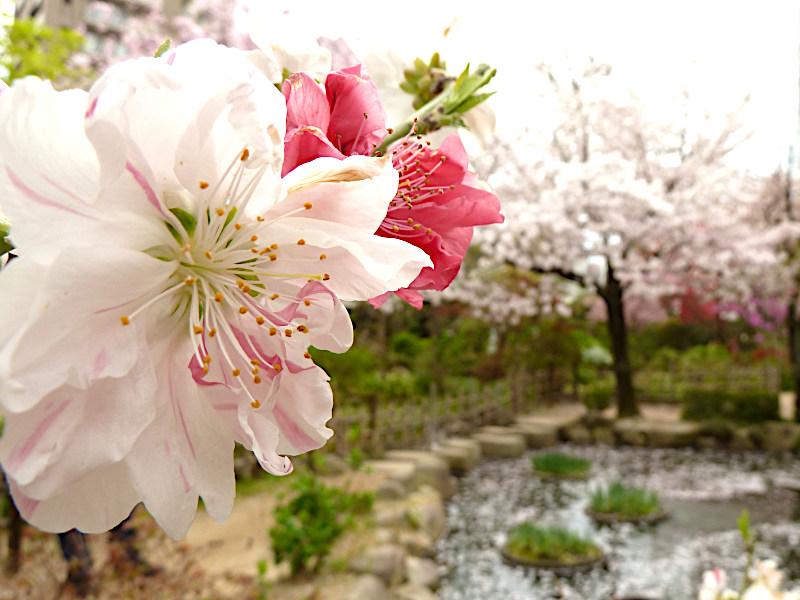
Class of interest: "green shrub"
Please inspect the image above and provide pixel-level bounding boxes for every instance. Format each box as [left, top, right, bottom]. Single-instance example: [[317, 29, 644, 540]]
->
[[589, 482, 661, 517], [583, 384, 613, 411], [681, 389, 778, 424], [531, 452, 592, 478], [505, 522, 601, 562], [269, 475, 373, 575]]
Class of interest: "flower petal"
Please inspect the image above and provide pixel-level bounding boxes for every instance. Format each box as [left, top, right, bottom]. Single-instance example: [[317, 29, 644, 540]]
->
[[0, 246, 174, 411]]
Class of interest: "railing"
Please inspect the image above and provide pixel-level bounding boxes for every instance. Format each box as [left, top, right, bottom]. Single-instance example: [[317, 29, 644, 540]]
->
[[634, 364, 781, 402], [328, 370, 564, 455]]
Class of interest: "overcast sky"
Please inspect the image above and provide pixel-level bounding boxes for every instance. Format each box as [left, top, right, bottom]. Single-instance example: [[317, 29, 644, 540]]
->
[[297, 0, 799, 174]]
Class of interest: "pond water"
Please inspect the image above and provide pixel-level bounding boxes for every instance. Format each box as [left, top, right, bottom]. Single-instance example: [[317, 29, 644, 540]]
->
[[435, 445, 800, 600]]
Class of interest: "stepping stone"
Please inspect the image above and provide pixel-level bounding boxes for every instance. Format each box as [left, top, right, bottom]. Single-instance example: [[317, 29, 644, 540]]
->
[[517, 411, 583, 431], [384, 450, 455, 498], [612, 419, 648, 446], [756, 421, 800, 452], [644, 421, 701, 447], [471, 431, 526, 457], [364, 459, 417, 493], [510, 421, 559, 448], [434, 444, 479, 473], [349, 543, 407, 585]]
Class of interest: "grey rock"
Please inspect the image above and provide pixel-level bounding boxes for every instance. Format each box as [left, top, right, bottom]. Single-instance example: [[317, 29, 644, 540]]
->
[[406, 488, 446, 540], [405, 556, 441, 590], [471, 431, 526, 457], [510, 421, 559, 448], [563, 424, 592, 444], [395, 583, 440, 600], [397, 530, 435, 558], [350, 543, 408, 586], [384, 450, 455, 498], [343, 574, 389, 600], [592, 426, 616, 445], [377, 478, 408, 500]]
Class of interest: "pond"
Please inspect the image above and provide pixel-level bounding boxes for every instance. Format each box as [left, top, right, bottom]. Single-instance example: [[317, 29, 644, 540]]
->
[[435, 444, 800, 600]]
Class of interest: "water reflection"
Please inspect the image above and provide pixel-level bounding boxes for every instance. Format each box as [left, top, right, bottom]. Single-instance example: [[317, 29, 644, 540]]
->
[[436, 445, 800, 600]]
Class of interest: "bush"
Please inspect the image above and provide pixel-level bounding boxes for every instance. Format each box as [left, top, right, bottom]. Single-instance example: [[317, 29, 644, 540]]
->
[[505, 522, 601, 562], [531, 452, 592, 478], [583, 384, 613, 411], [269, 475, 373, 575], [589, 482, 661, 517], [681, 389, 778, 424]]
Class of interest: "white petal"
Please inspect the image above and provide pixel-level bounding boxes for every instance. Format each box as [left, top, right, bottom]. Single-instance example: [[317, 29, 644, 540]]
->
[[0, 358, 155, 499], [10, 462, 140, 534], [0, 79, 102, 263], [279, 155, 399, 232], [0, 246, 174, 411], [272, 365, 334, 456]]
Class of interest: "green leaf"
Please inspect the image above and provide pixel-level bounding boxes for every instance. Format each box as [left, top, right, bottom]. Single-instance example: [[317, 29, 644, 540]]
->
[[169, 207, 197, 238], [737, 508, 751, 543], [154, 39, 171, 58]]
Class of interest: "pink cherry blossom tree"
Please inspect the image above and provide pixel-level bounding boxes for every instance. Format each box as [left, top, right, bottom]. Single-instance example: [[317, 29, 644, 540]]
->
[[472, 58, 755, 417]]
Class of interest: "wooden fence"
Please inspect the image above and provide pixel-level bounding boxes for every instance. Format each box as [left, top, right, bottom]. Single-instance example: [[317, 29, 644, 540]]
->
[[328, 370, 563, 455], [325, 364, 782, 456]]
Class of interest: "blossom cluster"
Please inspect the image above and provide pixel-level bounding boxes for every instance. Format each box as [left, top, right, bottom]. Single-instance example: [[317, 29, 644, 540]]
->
[[0, 38, 501, 538], [699, 561, 800, 600]]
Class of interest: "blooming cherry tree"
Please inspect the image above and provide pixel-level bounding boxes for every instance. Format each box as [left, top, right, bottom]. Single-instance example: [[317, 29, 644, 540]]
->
[[472, 59, 754, 416]]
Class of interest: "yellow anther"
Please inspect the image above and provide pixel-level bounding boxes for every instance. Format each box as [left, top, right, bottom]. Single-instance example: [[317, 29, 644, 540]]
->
[[392, 226, 399, 232], [304, 300, 311, 307], [253, 375, 262, 384], [297, 239, 306, 245], [235, 223, 242, 230], [273, 364, 282, 372], [319, 254, 327, 260], [250, 235, 258, 242], [303, 202, 312, 210], [193, 326, 203, 334], [237, 280, 244, 288], [323, 273, 330, 281], [252, 367, 259, 375], [232, 369, 240, 377], [297, 325, 308, 333], [214, 293, 223, 302], [202, 366, 209, 375], [251, 248, 259, 254], [239, 306, 248, 314], [242, 285, 251, 293], [304, 352, 312, 359], [257, 216, 264, 222], [199, 181, 209, 189], [203, 355, 212, 364], [269, 327, 277, 336], [250, 359, 260, 366], [184, 277, 197, 284], [256, 316, 265, 325], [180, 243, 191, 253], [407, 218, 414, 224], [240, 148, 250, 161], [120, 316, 130, 326], [413, 224, 422, 230], [205, 251, 212, 259], [271, 244, 278, 249], [216, 208, 225, 216], [284, 329, 292, 337], [269, 254, 277, 261], [251, 399, 260, 408], [270, 293, 279, 300], [425, 228, 432, 234], [209, 328, 217, 337]]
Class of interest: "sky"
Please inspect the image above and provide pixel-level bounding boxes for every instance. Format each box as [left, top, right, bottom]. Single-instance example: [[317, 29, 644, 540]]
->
[[276, 0, 800, 174]]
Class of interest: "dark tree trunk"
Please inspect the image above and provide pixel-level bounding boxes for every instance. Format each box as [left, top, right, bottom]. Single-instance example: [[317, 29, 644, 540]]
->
[[787, 296, 800, 422], [1, 472, 23, 575], [598, 268, 639, 418]]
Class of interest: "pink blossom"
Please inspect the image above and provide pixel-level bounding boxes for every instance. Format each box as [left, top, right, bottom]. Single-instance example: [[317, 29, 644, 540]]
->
[[282, 67, 503, 308]]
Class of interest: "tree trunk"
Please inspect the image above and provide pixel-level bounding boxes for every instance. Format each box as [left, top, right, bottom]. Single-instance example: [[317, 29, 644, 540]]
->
[[599, 269, 639, 417], [787, 295, 800, 422]]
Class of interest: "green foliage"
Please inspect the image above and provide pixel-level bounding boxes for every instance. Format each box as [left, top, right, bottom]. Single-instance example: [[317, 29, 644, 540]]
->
[[681, 389, 778, 424], [589, 482, 661, 517], [269, 475, 373, 576], [1, 18, 90, 87], [531, 452, 592, 478], [505, 522, 601, 562], [345, 447, 365, 470], [583, 383, 613, 411]]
